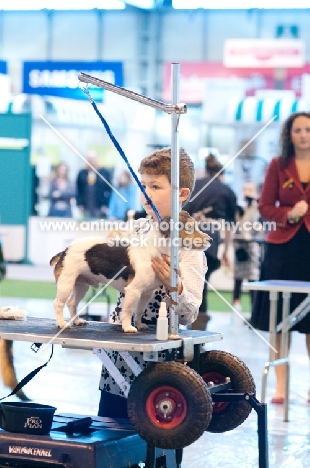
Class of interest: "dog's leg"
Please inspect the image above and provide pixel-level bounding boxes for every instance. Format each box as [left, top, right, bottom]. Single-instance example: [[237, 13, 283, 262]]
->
[[135, 291, 152, 330], [66, 282, 89, 326], [54, 276, 77, 328], [121, 282, 143, 333]]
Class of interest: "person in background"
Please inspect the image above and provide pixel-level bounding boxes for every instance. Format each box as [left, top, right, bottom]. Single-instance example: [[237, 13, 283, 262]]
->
[[107, 170, 136, 221], [232, 182, 261, 313], [31, 166, 40, 216], [186, 154, 237, 330], [250, 112, 310, 404], [0, 238, 6, 282], [48, 162, 75, 217], [76, 150, 112, 219]]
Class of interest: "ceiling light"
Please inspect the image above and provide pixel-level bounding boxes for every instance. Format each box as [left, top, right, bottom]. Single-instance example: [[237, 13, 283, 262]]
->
[[0, 0, 125, 10], [123, 0, 154, 8], [173, 0, 310, 9]]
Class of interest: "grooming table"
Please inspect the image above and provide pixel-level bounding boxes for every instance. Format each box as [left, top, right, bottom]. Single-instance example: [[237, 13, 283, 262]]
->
[[243, 280, 310, 421], [0, 317, 223, 396], [0, 317, 223, 352]]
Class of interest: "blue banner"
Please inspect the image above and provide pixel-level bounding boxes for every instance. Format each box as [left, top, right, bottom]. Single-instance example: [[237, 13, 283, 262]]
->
[[0, 61, 7, 74], [22, 61, 123, 101]]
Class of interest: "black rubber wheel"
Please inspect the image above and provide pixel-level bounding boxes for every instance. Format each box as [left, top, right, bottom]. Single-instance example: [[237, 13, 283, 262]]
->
[[127, 361, 213, 449], [199, 350, 256, 433]]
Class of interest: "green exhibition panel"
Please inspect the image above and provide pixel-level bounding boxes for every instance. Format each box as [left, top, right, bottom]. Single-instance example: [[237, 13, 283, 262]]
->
[[0, 113, 32, 262]]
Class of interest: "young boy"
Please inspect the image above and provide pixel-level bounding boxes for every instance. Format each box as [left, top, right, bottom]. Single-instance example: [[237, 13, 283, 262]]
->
[[98, 147, 207, 418]]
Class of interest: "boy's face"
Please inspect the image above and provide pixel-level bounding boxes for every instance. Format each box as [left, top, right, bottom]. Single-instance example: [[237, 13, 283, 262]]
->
[[140, 173, 190, 219]]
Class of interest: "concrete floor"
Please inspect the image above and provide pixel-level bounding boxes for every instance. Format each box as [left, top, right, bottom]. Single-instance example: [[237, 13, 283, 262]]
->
[[0, 265, 310, 467]]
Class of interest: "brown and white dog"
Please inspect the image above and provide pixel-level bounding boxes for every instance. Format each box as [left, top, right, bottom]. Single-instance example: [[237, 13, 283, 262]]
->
[[50, 211, 212, 333]]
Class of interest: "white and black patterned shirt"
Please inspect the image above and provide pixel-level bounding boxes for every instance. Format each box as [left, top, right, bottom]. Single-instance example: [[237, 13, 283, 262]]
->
[[99, 217, 208, 396]]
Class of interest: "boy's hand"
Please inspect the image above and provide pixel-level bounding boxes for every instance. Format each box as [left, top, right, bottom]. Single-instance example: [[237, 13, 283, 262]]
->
[[151, 254, 183, 294]]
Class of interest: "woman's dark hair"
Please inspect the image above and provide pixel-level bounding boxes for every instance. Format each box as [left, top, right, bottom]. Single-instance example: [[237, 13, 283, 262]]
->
[[205, 154, 223, 177], [279, 111, 310, 168]]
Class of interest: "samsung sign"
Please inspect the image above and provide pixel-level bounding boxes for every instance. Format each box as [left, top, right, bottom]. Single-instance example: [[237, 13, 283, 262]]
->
[[22, 61, 123, 101], [0, 61, 7, 74]]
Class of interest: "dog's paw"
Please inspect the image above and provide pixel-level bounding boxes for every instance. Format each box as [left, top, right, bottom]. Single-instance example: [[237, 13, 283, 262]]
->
[[123, 325, 138, 333], [57, 321, 71, 329], [73, 318, 87, 326], [137, 323, 148, 330]]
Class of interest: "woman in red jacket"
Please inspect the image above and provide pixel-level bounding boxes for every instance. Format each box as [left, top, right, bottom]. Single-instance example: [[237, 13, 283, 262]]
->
[[251, 111, 310, 404]]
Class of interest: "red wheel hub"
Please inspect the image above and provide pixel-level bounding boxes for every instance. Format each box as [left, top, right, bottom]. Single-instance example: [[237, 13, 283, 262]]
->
[[201, 371, 229, 412], [145, 385, 187, 429]]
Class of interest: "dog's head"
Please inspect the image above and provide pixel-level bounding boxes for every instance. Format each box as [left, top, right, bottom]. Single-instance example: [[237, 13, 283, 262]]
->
[[159, 210, 212, 251]]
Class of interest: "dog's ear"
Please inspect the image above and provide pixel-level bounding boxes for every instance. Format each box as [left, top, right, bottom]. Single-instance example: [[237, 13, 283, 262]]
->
[[179, 210, 191, 224], [179, 210, 200, 233]]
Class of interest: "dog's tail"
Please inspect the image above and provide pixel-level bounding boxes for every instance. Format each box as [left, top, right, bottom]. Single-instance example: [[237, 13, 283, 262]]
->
[[0, 339, 30, 401], [50, 252, 62, 266], [50, 250, 66, 282]]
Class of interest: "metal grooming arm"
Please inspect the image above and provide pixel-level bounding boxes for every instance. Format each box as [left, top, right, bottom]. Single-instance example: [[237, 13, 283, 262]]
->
[[78, 72, 187, 115], [78, 64, 186, 337]]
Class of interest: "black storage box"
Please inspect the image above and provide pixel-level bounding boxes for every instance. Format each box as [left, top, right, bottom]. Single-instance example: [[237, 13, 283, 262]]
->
[[0, 414, 176, 468]]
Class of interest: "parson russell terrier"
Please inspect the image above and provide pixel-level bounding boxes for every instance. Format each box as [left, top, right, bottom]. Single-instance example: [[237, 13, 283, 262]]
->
[[50, 211, 212, 333]]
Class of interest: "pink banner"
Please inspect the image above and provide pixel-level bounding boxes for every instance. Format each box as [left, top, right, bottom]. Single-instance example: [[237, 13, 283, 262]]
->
[[163, 62, 310, 103]]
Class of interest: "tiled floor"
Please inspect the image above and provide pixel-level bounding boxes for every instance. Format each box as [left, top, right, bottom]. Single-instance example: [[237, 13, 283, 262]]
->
[[0, 265, 310, 467]]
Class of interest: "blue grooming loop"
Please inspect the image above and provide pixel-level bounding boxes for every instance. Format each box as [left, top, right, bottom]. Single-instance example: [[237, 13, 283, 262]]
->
[[80, 85, 162, 223], [78, 65, 186, 337]]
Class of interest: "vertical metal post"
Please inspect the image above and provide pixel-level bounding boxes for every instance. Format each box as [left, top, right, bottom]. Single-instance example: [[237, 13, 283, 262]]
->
[[46, 10, 53, 60], [256, 402, 269, 468], [169, 63, 180, 338], [97, 9, 103, 60], [261, 290, 278, 402], [268, 291, 278, 363], [282, 291, 291, 422]]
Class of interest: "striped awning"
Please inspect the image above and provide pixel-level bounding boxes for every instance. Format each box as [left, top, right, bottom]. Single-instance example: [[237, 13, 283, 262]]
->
[[227, 96, 308, 124]]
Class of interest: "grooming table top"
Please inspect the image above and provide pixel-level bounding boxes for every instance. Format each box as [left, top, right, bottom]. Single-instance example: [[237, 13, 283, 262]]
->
[[243, 279, 310, 293], [0, 317, 223, 352]]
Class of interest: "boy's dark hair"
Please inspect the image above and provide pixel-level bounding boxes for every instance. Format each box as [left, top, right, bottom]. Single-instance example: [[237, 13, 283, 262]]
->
[[138, 147, 195, 202]]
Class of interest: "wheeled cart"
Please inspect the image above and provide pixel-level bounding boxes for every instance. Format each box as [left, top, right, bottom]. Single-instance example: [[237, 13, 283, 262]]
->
[[0, 317, 269, 468]]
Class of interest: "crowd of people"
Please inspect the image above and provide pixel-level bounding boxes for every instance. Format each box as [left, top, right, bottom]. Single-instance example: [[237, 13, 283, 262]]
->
[[45, 150, 137, 221]]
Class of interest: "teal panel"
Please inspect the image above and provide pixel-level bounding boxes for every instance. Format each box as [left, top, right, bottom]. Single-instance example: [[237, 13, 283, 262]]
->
[[0, 113, 32, 225], [0, 113, 31, 139]]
